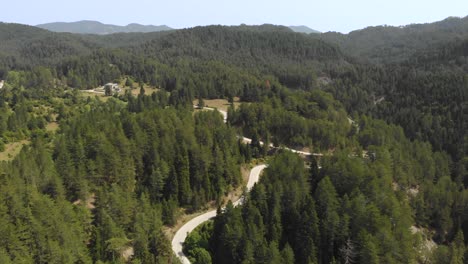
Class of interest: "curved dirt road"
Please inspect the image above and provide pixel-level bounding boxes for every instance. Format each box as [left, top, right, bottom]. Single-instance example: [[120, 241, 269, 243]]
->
[[171, 164, 267, 264], [196, 106, 320, 156], [194, 106, 227, 122], [173, 106, 320, 263]]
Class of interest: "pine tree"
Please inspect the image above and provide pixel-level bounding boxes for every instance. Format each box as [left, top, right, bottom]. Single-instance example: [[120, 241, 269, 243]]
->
[[339, 238, 357, 264], [314, 176, 340, 263], [281, 243, 295, 264], [449, 230, 465, 264], [198, 97, 205, 109], [358, 232, 379, 264]]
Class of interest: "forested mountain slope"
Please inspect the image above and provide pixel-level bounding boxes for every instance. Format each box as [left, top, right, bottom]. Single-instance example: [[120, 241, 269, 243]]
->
[[0, 23, 173, 70], [0, 23, 343, 90], [0, 23, 97, 69], [134, 25, 341, 65], [0, 88, 248, 262], [186, 88, 468, 263], [318, 16, 468, 63], [325, 35, 468, 164]]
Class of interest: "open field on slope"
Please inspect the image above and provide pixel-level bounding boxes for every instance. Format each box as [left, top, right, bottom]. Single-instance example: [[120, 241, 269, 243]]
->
[[193, 98, 241, 112], [0, 140, 30, 161]]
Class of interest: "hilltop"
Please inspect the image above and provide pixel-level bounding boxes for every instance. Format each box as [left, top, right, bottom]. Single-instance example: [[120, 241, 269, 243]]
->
[[36, 20, 173, 34], [289, 25, 321, 34]]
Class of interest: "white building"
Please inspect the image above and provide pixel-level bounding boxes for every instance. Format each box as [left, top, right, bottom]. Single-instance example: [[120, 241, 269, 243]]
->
[[103, 83, 121, 93]]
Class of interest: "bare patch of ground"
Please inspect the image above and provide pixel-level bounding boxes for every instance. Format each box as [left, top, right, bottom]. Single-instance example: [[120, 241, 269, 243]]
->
[[411, 225, 437, 261], [45, 122, 59, 132], [299, 146, 312, 153], [163, 208, 207, 240], [0, 140, 30, 161], [407, 185, 420, 197], [121, 246, 134, 261], [317, 76, 332, 85], [222, 164, 251, 205], [391, 182, 419, 197], [73, 193, 96, 209]]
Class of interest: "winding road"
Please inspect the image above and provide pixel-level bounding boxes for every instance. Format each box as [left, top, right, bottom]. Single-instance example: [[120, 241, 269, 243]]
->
[[172, 164, 267, 264], [172, 106, 318, 263], [196, 106, 322, 156]]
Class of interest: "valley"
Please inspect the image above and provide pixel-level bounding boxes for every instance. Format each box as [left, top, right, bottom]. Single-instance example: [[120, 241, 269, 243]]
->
[[0, 14, 465, 264]]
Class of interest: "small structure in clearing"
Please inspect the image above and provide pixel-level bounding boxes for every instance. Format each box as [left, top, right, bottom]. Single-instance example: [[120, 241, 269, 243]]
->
[[104, 83, 121, 94]]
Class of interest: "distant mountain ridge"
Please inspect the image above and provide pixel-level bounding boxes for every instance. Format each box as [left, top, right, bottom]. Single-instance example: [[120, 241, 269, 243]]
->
[[36, 20, 173, 34], [36, 20, 322, 35], [315, 15, 468, 63], [288, 25, 321, 34]]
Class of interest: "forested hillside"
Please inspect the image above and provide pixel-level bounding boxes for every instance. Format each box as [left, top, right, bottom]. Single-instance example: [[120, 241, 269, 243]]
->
[[53, 25, 343, 94], [317, 16, 468, 63], [325, 36, 468, 165], [185, 83, 467, 263], [0, 17, 466, 263], [0, 86, 249, 262], [0, 23, 97, 69]]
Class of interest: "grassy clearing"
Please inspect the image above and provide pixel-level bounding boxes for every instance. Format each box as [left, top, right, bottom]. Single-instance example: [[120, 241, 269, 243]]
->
[[193, 98, 241, 112], [80, 91, 111, 102], [0, 140, 30, 161], [80, 83, 160, 101], [126, 86, 160, 96], [45, 122, 59, 132]]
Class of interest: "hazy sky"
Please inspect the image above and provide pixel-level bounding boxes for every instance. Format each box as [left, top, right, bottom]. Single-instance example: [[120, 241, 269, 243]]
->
[[1, 0, 467, 33]]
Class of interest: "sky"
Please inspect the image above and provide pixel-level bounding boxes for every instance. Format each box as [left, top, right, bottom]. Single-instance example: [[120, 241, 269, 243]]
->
[[1, 0, 467, 33]]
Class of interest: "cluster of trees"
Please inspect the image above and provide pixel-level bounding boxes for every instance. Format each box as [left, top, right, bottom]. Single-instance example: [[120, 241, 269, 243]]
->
[[55, 94, 244, 207], [229, 87, 351, 151], [0, 79, 57, 148], [0, 138, 91, 263], [0, 135, 176, 263], [0, 86, 251, 262]]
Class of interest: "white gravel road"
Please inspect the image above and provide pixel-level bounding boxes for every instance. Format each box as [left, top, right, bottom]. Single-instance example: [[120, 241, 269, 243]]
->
[[171, 164, 267, 264]]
